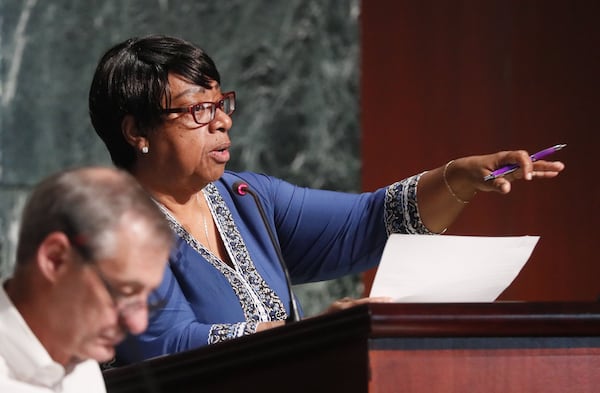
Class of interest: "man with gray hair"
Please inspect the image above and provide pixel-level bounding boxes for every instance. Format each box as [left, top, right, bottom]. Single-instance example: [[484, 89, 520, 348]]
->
[[0, 166, 173, 392]]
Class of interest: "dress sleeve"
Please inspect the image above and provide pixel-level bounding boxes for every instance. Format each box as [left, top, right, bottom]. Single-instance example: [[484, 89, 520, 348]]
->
[[207, 321, 259, 344], [383, 172, 435, 235], [237, 172, 431, 284]]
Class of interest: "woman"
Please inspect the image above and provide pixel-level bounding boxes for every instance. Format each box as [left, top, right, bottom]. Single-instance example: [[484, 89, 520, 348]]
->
[[88, 35, 564, 364]]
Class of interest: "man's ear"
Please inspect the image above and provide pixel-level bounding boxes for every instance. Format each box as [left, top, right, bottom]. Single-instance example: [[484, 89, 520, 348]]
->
[[36, 232, 73, 283], [121, 115, 148, 152]]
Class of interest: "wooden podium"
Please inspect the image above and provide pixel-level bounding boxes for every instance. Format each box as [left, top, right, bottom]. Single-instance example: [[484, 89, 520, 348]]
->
[[103, 302, 600, 392]]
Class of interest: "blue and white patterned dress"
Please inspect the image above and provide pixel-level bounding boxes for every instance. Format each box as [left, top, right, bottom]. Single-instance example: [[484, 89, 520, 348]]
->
[[115, 170, 432, 364]]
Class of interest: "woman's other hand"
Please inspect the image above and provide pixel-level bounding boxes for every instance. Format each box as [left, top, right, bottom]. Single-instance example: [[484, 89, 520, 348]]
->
[[324, 296, 394, 314]]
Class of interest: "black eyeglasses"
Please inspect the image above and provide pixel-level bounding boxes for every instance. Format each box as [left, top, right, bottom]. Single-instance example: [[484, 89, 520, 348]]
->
[[68, 234, 165, 318], [88, 263, 166, 319], [161, 91, 236, 126]]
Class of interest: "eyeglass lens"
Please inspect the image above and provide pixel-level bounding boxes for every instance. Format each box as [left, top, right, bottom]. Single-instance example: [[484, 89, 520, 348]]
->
[[192, 94, 235, 125], [91, 264, 165, 318]]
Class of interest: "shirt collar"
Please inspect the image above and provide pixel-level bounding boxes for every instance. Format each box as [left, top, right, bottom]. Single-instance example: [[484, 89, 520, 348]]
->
[[0, 284, 67, 389]]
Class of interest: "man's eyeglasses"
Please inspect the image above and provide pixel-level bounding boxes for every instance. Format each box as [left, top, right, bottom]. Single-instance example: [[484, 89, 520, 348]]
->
[[161, 91, 236, 126], [68, 234, 165, 319], [89, 263, 166, 319]]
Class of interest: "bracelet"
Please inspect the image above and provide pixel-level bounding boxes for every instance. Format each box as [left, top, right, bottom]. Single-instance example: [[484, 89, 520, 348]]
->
[[443, 160, 472, 204]]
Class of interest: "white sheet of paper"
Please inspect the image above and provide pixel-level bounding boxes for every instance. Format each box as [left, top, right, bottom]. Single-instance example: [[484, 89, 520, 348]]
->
[[369, 234, 539, 302]]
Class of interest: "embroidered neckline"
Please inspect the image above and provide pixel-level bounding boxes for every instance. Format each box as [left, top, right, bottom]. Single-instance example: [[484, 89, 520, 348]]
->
[[154, 184, 288, 325]]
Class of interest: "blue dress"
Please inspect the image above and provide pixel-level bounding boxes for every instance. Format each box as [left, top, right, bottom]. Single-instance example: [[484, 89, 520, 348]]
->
[[115, 170, 431, 364]]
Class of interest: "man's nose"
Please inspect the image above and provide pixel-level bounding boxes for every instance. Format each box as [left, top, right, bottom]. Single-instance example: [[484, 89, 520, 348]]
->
[[119, 308, 148, 336]]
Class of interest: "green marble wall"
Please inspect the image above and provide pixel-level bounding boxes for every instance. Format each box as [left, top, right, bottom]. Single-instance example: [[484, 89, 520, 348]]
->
[[0, 0, 361, 315]]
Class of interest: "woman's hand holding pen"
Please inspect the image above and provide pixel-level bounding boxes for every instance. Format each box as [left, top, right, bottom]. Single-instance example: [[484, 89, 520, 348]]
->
[[418, 146, 565, 234], [458, 148, 566, 195]]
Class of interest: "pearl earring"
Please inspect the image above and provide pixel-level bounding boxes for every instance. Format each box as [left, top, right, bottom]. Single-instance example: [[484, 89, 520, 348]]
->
[[141, 146, 149, 154]]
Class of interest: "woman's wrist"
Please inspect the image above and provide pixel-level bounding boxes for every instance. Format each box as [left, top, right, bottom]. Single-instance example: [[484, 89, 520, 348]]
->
[[443, 159, 477, 204]]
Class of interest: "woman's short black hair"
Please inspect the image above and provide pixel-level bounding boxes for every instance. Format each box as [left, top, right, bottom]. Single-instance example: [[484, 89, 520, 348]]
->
[[89, 35, 221, 170]]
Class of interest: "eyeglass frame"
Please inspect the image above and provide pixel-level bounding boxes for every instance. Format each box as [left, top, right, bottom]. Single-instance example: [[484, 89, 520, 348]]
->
[[160, 91, 236, 126], [68, 234, 165, 318], [88, 262, 166, 318]]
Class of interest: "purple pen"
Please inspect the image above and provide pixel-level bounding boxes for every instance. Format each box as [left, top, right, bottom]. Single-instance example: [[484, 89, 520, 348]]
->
[[483, 144, 567, 181]]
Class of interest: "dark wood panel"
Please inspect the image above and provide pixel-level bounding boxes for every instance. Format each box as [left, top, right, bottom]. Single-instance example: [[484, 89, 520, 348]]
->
[[369, 347, 600, 393], [104, 303, 600, 392], [103, 305, 372, 393], [367, 302, 600, 337], [361, 0, 600, 300]]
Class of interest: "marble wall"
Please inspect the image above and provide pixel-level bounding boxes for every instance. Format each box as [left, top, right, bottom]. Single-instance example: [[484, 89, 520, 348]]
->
[[0, 0, 362, 316]]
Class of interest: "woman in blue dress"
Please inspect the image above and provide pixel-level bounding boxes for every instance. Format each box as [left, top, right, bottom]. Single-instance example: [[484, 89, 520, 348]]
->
[[88, 34, 565, 365]]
